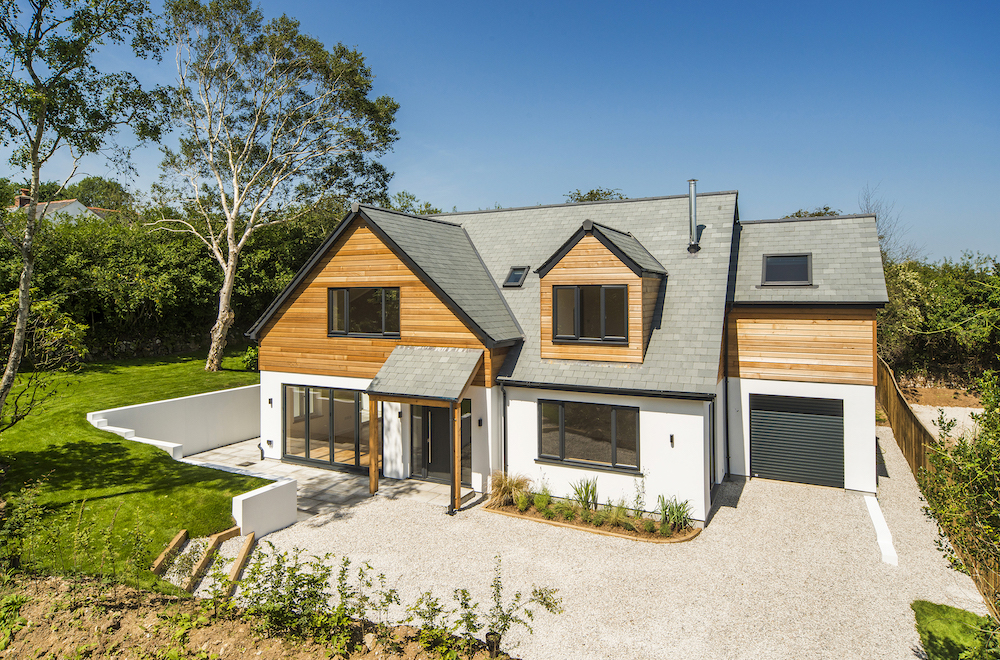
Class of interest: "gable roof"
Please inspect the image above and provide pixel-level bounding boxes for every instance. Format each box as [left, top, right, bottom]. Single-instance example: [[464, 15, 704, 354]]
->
[[246, 205, 523, 346], [447, 192, 739, 396], [733, 214, 889, 305], [536, 219, 667, 278], [8, 199, 101, 220], [366, 346, 483, 402]]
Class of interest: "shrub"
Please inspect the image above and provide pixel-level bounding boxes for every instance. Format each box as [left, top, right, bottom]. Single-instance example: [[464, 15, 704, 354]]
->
[[487, 471, 532, 509], [514, 490, 530, 513], [579, 508, 592, 524], [553, 500, 576, 521], [541, 508, 556, 520], [642, 518, 656, 534], [570, 477, 598, 511], [484, 556, 562, 657], [533, 483, 551, 511], [242, 346, 259, 371], [656, 495, 693, 533], [607, 499, 628, 528], [591, 510, 607, 527]]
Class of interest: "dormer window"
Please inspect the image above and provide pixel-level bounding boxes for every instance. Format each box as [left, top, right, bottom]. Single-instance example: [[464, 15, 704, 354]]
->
[[762, 254, 811, 286], [503, 266, 529, 288], [553, 285, 627, 342]]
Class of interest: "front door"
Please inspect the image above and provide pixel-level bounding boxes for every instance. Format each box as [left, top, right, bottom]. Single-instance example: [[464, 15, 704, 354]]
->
[[411, 403, 471, 485]]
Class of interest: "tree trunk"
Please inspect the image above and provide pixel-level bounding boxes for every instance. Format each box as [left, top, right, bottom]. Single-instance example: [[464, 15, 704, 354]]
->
[[0, 168, 39, 417], [205, 253, 239, 371]]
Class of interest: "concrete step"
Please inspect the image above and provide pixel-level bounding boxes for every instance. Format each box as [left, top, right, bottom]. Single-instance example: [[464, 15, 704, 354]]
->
[[133, 436, 184, 460], [101, 425, 135, 439]]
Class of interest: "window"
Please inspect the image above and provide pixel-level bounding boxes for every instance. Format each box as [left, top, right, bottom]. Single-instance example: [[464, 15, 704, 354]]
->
[[538, 399, 639, 470], [552, 285, 627, 342], [762, 254, 811, 285], [503, 266, 529, 288], [328, 287, 400, 336], [283, 385, 382, 472]]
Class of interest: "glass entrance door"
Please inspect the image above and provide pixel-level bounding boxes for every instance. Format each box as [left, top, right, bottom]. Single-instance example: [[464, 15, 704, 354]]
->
[[411, 402, 471, 485]]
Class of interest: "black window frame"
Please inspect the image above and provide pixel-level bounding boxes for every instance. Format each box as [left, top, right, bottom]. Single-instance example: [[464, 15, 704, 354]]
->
[[761, 253, 812, 286], [551, 284, 628, 343], [536, 399, 640, 472], [503, 266, 530, 288], [281, 384, 383, 474], [327, 287, 401, 337]]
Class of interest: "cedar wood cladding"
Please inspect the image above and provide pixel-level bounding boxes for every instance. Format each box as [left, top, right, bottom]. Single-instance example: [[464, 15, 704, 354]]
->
[[538, 234, 652, 363], [257, 221, 507, 386], [727, 307, 877, 386]]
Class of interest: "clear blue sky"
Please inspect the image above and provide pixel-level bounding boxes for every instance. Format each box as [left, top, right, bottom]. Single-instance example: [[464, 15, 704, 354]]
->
[[15, 0, 1000, 261]]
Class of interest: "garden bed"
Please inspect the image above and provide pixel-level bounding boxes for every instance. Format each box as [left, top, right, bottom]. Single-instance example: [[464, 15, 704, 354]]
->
[[487, 504, 700, 543]]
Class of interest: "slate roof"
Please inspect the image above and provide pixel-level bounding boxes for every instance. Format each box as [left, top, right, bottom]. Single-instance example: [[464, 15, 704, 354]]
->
[[366, 346, 484, 402], [591, 222, 667, 275], [360, 207, 523, 344], [733, 214, 889, 305], [446, 192, 739, 396]]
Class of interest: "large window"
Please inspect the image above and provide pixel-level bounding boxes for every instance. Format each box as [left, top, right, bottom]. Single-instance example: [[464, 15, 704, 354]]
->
[[328, 287, 400, 336], [538, 399, 638, 470], [762, 254, 811, 286], [552, 285, 627, 342], [283, 385, 382, 472]]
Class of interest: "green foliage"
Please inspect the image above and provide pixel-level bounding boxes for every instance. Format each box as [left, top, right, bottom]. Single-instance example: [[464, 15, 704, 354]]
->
[[783, 206, 841, 218], [919, 370, 1000, 621], [879, 253, 1000, 382], [541, 507, 556, 520], [0, 594, 27, 651], [241, 346, 259, 372], [485, 556, 563, 657], [642, 518, 656, 534], [553, 500, 576, 521], [656, 495, 693, 533], [389, 191, 442, 216], [606, 499, 628, 528], [565, 188, 625, 203], [533, 483, 551, 511], [570, 477, 598, 511], [911, 600, 998, 660], [514, 490, 530, 513]]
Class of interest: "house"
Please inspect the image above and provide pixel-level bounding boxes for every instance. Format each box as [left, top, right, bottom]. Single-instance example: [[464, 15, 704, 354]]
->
[[7, 188, 114, 220], [247, 182, 888, 523]]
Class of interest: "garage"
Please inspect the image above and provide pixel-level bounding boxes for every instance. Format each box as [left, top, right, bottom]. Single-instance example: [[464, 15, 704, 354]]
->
[[749, 394, 844, 488]]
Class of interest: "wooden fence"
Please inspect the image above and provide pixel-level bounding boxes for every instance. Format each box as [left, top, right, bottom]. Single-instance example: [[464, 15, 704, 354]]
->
[[876, 356, 999, 620]]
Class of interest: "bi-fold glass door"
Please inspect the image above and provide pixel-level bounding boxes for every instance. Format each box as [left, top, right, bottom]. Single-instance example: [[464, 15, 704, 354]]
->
[[283, 385, 381, 473]]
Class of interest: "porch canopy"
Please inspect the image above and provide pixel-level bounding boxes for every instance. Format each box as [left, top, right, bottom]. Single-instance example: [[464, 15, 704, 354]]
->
[[365, 346, 484, 511]]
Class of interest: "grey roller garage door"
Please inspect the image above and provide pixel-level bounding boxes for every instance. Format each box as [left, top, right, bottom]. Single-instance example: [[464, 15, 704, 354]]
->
[[750, 394, 844, 488]]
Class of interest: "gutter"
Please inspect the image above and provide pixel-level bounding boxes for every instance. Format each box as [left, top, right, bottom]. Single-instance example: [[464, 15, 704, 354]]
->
[[495, 378, 717, 402]]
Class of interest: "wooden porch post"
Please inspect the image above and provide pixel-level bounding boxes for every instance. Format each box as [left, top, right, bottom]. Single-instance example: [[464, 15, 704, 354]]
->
[[369, 397, 379, 495], [452, 401, 462, 511]]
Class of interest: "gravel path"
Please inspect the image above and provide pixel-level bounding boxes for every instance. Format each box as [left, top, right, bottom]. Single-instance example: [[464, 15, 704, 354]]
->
[[242, 427, 986, 659], [911, 404, 983, 440]]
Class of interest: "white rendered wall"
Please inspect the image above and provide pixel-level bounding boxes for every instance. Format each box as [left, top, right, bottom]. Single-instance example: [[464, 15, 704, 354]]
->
[[726, 377, 876, 494], [504, 387, 710, 523], [87, 385, 259, 457], [259, 370, 493, 490]]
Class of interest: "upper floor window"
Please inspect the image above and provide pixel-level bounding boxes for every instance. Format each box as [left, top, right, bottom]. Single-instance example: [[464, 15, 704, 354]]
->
[[503, 266, 529, 288], [328, 287, 400, 336], [762, 254, 811, 285], [553, 285, 627, 342]]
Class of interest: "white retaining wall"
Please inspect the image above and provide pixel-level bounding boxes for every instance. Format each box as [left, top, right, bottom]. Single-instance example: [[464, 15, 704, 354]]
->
[[87, 385, 260, 458]]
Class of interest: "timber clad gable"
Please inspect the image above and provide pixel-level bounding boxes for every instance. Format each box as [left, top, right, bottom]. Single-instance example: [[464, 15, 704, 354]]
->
[[258, 221, 505, 385]]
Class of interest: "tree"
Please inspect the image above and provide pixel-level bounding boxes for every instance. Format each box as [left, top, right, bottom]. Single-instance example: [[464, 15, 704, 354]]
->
[[65, 175, 133, 210], [0, 0, 166, 423], [858, 182, 921, 264], [565, 187, 625, 203], [783, 205, 841, 218], [389, 190, 441, 216], [154, 0, 399, 371]]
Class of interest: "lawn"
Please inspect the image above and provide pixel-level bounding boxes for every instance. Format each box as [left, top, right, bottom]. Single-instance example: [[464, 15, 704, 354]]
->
[[912, 600, 994, 659], [0, 349, 269, 587]]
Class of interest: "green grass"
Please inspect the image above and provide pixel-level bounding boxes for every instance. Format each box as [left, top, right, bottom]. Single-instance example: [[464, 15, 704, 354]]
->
[[912, 600, 992, 659], [0, 348, 266, 588]]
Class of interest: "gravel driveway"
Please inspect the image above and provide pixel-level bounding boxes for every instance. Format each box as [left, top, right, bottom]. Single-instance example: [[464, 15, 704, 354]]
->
[[247, 426, 987, 659]]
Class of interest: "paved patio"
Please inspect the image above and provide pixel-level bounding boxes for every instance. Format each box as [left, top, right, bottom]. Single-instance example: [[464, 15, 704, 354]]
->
[[186, 437, 475, 518]]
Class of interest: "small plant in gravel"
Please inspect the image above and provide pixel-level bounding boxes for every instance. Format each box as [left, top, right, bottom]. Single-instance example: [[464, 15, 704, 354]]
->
[[487, 471, 532, 509], [533, 483, 552, 511], [484, 556, 563, 658], [514, 490, 530, 512], [570, 477, 598, 511]]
